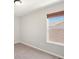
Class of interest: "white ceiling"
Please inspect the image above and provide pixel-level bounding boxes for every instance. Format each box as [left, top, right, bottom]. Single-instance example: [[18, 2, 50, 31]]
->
[[14, 0, 63, 17]]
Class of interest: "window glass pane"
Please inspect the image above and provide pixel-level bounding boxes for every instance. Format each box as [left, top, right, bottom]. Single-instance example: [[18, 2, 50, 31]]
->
[[48, 16, 64, 44]]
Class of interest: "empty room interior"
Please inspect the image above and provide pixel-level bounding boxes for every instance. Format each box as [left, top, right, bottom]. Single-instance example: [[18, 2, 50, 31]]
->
[[14, 0, 64, 59]]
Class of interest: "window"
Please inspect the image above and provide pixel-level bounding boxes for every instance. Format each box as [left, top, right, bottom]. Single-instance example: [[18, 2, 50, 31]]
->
[[47, 11, 64, 46]]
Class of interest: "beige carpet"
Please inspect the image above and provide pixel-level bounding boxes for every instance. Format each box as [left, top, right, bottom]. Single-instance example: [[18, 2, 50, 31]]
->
[[14, 43, 58, 59]]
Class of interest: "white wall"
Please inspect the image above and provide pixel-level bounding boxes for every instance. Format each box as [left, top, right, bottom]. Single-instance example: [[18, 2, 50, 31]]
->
[[14, 17, 21, 43], [21, 2, 64, 58]]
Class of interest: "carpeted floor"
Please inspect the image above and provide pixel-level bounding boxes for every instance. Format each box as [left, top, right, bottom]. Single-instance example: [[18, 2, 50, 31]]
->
[[14, 43, 58, 59]]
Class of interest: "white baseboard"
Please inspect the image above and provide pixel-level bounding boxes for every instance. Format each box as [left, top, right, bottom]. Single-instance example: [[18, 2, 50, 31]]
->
[[21, 41, 64, 59]]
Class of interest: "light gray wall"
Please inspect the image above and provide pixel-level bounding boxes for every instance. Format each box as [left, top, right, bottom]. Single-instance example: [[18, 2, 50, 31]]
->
[[21, 2, 64, 57], [14, 17, 21, 43]]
